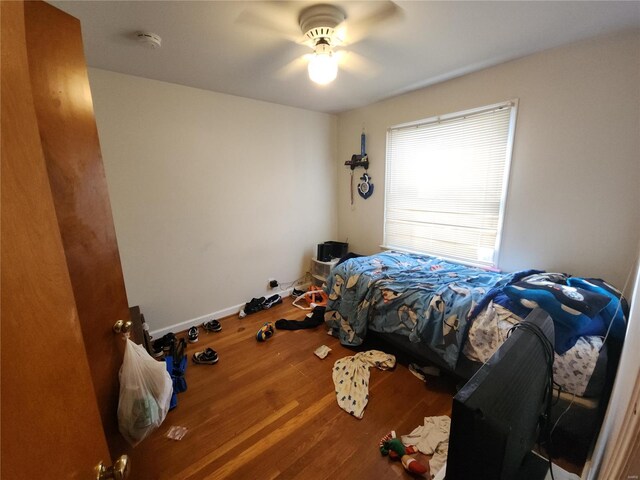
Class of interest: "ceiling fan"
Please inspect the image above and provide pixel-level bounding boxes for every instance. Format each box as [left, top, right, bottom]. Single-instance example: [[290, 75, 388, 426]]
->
[[237, 2, 402, 85], [299, 4, 346, 84]]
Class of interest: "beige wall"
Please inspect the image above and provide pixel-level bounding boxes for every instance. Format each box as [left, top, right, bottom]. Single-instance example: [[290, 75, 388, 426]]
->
[[89, 69, 337, 333], [337, 30, 640, 290]]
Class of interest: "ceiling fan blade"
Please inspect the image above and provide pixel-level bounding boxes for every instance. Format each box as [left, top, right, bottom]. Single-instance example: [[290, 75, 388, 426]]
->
[[340, 1, 403, 45], [236, 1, 306, 44], [275, 53, 313, 80], [334, 50, 381, 77]]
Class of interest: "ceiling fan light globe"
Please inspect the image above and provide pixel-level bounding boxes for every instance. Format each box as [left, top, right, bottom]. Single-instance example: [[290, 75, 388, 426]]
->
[[308, 53, 338, 85]]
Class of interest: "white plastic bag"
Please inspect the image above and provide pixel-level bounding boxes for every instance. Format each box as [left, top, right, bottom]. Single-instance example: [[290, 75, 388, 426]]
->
[[118, 338, 172, 446]]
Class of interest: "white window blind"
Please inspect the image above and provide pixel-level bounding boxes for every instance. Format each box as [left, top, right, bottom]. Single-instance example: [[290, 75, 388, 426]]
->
[[384, 101, 517, 268]]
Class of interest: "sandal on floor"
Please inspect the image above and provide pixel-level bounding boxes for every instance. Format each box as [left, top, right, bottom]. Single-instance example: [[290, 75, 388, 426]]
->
[[256, 322, 275, 342], [192, 348, 219, 364], [202, 319, 222, 332]]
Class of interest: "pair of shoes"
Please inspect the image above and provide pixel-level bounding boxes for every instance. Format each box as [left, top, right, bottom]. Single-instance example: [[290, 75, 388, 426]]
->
[[188, 326, 199, 343], [256, 322, 275, 342], [202, 319, 222, 332], [244, 297, 266, 315], [262, 294, 282, 309], [152, 332, 176, 355], [241, 295, 282, 317], [192, 347, 219, 365]]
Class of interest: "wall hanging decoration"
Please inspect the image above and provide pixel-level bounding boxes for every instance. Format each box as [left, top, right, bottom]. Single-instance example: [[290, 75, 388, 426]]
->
[[345, 130, 373, 204], [358, 172, 374, 199]]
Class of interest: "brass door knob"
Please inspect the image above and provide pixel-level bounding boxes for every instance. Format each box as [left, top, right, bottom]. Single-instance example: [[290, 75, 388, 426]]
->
[[95, 455, 130, 480], [113, 320, 133, 334]]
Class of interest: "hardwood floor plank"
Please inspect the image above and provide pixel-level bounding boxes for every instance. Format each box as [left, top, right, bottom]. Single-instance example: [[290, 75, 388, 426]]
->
[[201, 392, 336, 479], [276, 411, 348, 479], [174, 399, 300, 479]]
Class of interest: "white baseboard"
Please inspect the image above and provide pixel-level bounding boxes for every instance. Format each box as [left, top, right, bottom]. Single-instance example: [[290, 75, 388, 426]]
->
[[148, 286, 304, 339]]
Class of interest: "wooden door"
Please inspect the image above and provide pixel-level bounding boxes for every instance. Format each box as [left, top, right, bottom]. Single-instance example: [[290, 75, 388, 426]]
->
[[23, 1, 131, 456], [1, 1, 112, 477]]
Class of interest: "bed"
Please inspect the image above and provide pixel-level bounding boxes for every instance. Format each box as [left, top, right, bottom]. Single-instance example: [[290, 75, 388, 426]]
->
[[324, 251, 627, 402]]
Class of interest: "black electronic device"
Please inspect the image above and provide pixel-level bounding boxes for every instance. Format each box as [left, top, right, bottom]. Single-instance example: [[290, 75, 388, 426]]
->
[[317, 241, 348, 262], [446, 308, 554, 480]]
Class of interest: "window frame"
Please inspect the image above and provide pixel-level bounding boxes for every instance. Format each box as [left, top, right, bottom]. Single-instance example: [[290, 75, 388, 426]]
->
[[382, 99, 518, 269]]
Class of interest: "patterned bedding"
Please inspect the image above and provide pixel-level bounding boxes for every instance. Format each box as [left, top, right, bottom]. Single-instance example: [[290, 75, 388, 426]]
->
[[324, 251, 520, 370], [325, 251, 616, 397], [464, 301, 602, 396]]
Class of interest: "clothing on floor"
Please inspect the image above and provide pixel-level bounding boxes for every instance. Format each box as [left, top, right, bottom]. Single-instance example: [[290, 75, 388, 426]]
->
[[408, 363, 440, 382], [401, 415, 451, 477], [332, 350, 396, 419], [275, 306, 326, 330]]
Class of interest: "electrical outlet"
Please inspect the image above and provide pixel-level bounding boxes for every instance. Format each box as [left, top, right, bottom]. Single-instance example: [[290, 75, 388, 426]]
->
[[268, 279, 279, 289]]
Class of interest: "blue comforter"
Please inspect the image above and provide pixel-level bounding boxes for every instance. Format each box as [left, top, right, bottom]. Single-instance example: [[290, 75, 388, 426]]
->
[[325, 251, 520, 369]]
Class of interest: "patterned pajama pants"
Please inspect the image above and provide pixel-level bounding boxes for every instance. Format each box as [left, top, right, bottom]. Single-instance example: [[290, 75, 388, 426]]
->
[[332, 350, 396, 419]]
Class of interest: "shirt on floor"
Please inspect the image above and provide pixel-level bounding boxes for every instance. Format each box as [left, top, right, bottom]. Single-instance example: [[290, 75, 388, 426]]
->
[[332, 350, 396, 419], [402, 415, 451, 477]]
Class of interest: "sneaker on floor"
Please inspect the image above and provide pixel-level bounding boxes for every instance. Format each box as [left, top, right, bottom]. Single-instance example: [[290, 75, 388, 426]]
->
[[192, 348, 218, 365], [256, 322, 275, 342], [291, 288, 305, 298], [187, 326, 199, 343], [202, 319, 222, 332], [243, 297, 266, 316], [152, 332, 176, 353], [262, 294, 282, 309], [151, 344, 165, 358]]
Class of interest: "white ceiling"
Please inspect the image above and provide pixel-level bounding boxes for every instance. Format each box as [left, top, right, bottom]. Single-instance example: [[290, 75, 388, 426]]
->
[[52, 1, 640, 114]]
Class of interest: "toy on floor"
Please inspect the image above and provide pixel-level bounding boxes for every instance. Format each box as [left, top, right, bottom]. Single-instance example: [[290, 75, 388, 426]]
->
[[379, 431, 429, 477], [379, 431, 417, 458], [256, 322, 275, 341], [292, 286, 328, 310], [401, 455, 429, 477]]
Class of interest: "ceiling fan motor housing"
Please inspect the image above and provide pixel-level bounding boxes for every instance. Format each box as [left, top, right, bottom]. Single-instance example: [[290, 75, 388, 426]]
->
[[299, 4, 346, 43]]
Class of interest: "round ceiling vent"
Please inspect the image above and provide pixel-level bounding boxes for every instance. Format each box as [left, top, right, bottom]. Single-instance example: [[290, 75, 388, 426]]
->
[[136, 32, 162, 49]]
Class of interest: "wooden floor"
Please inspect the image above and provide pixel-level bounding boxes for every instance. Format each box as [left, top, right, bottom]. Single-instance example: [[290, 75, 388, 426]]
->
[[129, 298, 457, 479]]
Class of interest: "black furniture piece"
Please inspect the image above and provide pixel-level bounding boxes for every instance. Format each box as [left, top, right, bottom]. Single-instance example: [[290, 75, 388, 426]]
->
[[446, 309, 553, 480]]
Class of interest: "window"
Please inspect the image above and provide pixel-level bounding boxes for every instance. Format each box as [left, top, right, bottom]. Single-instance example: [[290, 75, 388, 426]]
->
[[384, 100, 517, 268]]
